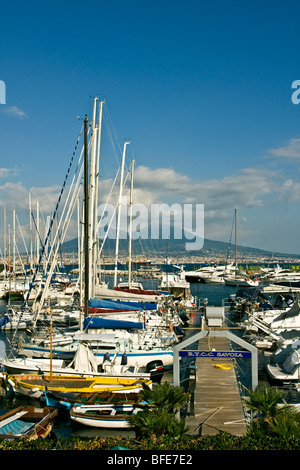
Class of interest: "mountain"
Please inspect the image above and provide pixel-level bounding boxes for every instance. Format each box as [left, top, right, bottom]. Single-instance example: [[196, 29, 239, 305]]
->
[[61, 235, 300, 260]]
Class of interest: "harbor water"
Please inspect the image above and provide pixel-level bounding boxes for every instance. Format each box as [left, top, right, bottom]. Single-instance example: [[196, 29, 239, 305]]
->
[[0, 279, 269, 439]]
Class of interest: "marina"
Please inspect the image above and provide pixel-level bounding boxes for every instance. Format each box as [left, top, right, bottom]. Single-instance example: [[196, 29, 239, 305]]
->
[[0, 100, 300, 444], [1, 0, 300, 453], [0, 272, 299, 440]]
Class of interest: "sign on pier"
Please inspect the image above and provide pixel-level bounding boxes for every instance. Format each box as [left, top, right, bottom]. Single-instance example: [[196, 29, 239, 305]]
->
[[179, 350, 252, 359]]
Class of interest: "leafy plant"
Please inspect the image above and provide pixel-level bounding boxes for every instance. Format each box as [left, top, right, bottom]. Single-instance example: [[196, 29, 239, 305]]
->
[[127, 382, 190, 439], [243, 385, 286, 420], [243, 385, 300, 438]]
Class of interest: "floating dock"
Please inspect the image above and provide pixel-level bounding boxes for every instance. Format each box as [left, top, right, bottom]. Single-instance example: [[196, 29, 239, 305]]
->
[[184, 332, 248, 436], [174, 306, 257, 437]]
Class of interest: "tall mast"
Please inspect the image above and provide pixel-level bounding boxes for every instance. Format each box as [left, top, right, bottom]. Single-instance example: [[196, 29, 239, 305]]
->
[[128, 159, 135, 288], [235, 208, 237, 275], [13, 209, 16, 290], [29, 194, 33, 272], [84, 114, 89, 325], [77, 198, 83, 312], [92, 100, 104, 296], [36, 201, 39, 268], [3, 206, 6, 277], [114, 140, 130, 287], [7, 224, 10, 305], [88, 97, 98, 298]]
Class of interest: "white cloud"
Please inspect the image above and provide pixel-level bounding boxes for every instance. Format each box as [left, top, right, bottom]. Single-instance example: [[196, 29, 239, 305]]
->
[[0, 167, 20, 178], [1, 152, 300, 252], [133, 165, 276, 210], [0, 182, 61, 212], [267, 138, 300, 160], [0, 105, 27, 118]]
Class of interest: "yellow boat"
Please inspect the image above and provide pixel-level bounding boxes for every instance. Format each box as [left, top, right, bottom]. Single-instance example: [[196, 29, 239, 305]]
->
[[6, 374, 152, 399]]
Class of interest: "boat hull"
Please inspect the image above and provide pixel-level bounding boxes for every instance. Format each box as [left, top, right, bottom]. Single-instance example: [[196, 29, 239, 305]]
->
[[18, 345, 174, 368], [43, 390, 143, 410], [6, 374, 152, 399], [70, 403, 141, 429], [0, 405, 58, 440]]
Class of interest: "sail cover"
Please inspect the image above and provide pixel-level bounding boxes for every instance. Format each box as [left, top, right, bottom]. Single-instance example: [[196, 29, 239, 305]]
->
[[83, 316, 145, 330], [88, 298, 157, 311]]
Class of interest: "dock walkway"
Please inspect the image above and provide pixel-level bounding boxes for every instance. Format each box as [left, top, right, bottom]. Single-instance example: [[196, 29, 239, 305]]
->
[[185, 328, 248, 437]]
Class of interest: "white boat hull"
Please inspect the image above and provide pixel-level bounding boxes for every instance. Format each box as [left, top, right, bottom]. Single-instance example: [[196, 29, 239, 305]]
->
[[70, 403, 141, 428]]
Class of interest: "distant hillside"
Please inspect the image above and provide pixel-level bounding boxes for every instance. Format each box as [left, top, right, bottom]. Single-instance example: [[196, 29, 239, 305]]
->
[[61, 236, 299, 259]]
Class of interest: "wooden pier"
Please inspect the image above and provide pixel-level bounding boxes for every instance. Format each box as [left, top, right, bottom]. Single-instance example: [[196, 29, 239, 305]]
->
[[183, 328, 248, 437]]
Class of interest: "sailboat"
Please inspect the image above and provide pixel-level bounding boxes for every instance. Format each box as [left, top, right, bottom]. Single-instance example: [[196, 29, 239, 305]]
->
[[5, 102, 172, 386], [1, 340, 165, 383], [224, 209, 259, 287]]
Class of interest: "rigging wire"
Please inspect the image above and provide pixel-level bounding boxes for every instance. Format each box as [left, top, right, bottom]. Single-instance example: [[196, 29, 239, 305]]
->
[[12, 124, 84, 340]]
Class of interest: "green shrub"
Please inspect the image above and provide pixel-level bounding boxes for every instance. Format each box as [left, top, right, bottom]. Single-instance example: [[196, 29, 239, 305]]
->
[[0, 433, 299, 450]]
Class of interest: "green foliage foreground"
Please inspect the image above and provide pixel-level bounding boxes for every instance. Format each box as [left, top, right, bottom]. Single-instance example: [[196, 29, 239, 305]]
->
[[0, 433, 299, 451]]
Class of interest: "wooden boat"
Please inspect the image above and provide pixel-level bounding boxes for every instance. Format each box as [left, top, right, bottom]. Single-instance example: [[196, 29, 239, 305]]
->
[[43, 389, 143, 410], [0, 405, 58, 440], [70, 402, 142, 428], [6, 373, 152, 399]]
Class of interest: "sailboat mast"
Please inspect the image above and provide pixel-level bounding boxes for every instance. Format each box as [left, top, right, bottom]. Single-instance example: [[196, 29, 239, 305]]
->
[[29, 194, 33, 273], [84, 114, 89, 324], [92, 100, 104, 296], [89, 97, 98, 298], [235, 208, 237, 275], [36, 201, 39, 268], [128, 159, 135, 288], [3, 206, 6, 277], [13, 209, 16, 290], [114, 140, 130, 287]]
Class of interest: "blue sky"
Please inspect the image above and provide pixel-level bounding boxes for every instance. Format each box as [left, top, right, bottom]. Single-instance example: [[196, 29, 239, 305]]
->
[[1, 0, 300, 256]]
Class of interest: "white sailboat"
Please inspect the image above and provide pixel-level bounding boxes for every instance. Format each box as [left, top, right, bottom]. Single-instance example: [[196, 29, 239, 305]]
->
[[224, 209, 259, 287], [7, 100, 175, 378]]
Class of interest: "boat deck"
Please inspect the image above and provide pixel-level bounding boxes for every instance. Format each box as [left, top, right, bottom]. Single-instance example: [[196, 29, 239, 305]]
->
[[14, 376, 95, 388], [185, 327, 247, 437]]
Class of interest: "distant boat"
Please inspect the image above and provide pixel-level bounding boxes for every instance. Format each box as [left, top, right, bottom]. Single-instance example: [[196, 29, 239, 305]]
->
[[184, 264, 236, 283], [261, 265, 300, 287], [0, 307, 32, 331], [0, 405, 58, 440], [224, 277, 259, 287], [159, 266, 193, 303]]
